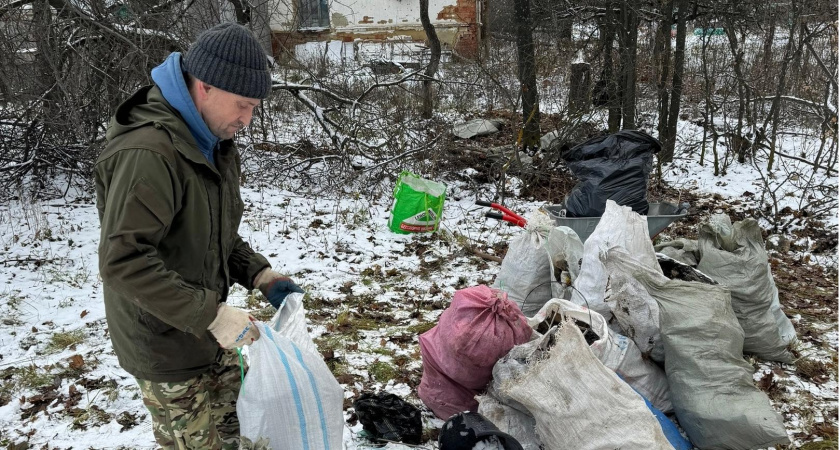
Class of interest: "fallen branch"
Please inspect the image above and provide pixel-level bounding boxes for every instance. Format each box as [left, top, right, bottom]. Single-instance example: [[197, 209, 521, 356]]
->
[[755, 144, 837, 174], [751, 95, 824, 113], [802, 24, 839, 92], [469, 246, 502, 263], [273, 81, 361, 107], [1, 257, 56, 266]]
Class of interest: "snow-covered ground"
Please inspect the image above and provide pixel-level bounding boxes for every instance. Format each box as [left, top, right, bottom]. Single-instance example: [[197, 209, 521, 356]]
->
[[0, 179, 517, 449], [0, 119, 836, 448]]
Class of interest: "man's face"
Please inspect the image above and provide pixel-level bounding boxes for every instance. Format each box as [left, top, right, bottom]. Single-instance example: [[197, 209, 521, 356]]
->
[[196, 81, 261, 140]]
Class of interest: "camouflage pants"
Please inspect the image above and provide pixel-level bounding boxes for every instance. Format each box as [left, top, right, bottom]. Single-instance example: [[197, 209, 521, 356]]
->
[[136, 349, 245, 450]]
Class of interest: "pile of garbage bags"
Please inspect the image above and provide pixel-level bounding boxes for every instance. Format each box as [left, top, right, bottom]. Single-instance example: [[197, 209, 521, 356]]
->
[[419, 200, 795, 450]]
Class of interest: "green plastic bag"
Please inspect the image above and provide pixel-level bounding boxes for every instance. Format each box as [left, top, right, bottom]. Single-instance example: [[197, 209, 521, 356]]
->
[[388, 171, 447, 234]]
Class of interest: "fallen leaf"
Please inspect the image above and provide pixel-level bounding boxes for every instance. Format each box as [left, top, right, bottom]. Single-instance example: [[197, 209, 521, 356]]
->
[[336, 373, 356, 385], [80, 310, 89, 319], [68, 354, 84, 370], [757, 371, 775, 392]]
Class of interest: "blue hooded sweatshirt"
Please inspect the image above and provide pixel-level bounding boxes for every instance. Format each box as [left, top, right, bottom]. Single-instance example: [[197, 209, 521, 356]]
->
[[151, 52, 219, 165]]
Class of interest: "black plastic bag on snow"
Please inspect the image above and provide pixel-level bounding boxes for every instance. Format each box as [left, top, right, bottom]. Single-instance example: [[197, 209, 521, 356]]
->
[[561, 130, 661, 217], [354, 392, 423, 445]]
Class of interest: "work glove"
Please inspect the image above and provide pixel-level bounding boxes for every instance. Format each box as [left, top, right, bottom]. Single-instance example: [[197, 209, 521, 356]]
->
[[255, 268, 304, 309], [208, 303, 260, 349]]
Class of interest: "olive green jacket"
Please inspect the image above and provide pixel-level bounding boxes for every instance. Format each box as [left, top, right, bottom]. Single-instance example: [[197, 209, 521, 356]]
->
[[95, 85, 269, 382]]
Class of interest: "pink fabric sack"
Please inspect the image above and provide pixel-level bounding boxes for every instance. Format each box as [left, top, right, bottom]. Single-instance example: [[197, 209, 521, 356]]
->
[[418, 340, 480, 419], [418, 285, 533, 419]]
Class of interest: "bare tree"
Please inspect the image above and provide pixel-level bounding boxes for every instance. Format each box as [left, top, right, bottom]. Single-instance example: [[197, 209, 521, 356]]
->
[[513, 0, 541, 150], [618, 0, 639, 129], [659, 0, 688, 163], [419, 0, 441, 119]]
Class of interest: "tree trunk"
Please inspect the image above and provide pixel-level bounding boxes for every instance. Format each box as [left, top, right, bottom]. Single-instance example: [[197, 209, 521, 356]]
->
[[420, 0, 441, 119], [225, 0, 250, 26], [31, 0, 59, 123], [724, 20, 751, 163], [513, 0, 541, 149], [700, 23, 712, 166], [661, 0, 687, 163], [619, 1, 639, 129], [601, 2, 621, 132], [568, 62, 591, 115], [559, 19, 573, 41], [249, 0, 273, 57], [656, 0, 674, 141], [766, 0, 800, 171], [790, 22, 806, 96], [761, 15, 776, 72]]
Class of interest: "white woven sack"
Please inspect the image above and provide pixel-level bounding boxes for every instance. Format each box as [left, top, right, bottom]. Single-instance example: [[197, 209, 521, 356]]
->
[[494, 210, 583, 316], [654, 238, 700, 266], [604, 245, 789, 449], [571, 200, 660, 321], [604, 269, 665, 363], [696, 215, 796, 363], [238, 294, 344, 450], [268, 292, 319, 355], [528, 299, 671, 412], [477, 395, 542, 450], [500, 321, 673, 450]]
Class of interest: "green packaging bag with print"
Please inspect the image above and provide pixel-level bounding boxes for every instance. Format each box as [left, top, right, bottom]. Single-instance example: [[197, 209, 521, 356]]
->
[[388, 171, 447, 234]]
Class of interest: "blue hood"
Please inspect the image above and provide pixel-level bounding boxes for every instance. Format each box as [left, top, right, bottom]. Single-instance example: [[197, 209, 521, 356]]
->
[[151, 52, 218, 165]]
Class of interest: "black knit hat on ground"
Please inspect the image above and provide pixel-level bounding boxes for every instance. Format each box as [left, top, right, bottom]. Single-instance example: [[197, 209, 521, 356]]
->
[[183, 22, 272, 99]]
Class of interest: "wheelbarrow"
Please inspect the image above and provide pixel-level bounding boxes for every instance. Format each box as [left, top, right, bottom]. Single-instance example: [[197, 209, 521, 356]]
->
[[543, 202, 689, 243], [478, 200, 688, 243]]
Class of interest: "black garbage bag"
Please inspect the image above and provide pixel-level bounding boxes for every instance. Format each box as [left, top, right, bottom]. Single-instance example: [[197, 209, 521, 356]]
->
[[354, 392, 422, 445], [561, 130, 661, 217], [439, 412, 524, 450]]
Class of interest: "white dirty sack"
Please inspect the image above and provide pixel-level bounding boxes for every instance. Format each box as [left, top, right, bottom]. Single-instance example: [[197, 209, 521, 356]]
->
[[494, 210, 583, 316], [654, 238, 700, 266], [603, 268, 665, 363], [477, 395, 541, 450], [528, 299, 671, 412], [453, 119, 504, 139], [570, 200, 660, 321], [499, 321, 673, 450]]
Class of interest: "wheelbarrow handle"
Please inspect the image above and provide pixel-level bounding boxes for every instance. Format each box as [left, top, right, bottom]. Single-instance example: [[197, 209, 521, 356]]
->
[[476, 201, 526, 222], [506, 215, 527, 227], [485, 211, 527, 227]]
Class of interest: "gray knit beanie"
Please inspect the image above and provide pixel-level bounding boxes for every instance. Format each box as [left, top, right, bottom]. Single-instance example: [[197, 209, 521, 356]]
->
[[183, 22, 272, 99]]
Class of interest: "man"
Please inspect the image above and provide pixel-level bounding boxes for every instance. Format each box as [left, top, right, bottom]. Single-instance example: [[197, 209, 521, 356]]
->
[[95, 23, 303, 449]]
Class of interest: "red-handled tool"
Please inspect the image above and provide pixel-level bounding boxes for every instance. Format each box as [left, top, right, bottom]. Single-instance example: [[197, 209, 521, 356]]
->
[[476, 200, 527, 227]]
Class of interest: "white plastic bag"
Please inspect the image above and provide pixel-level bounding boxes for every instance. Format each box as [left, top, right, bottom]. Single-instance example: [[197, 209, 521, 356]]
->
[[528, 299, 671, 412], [268, 292, 320, 355], [238, 294, 345, 450]]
